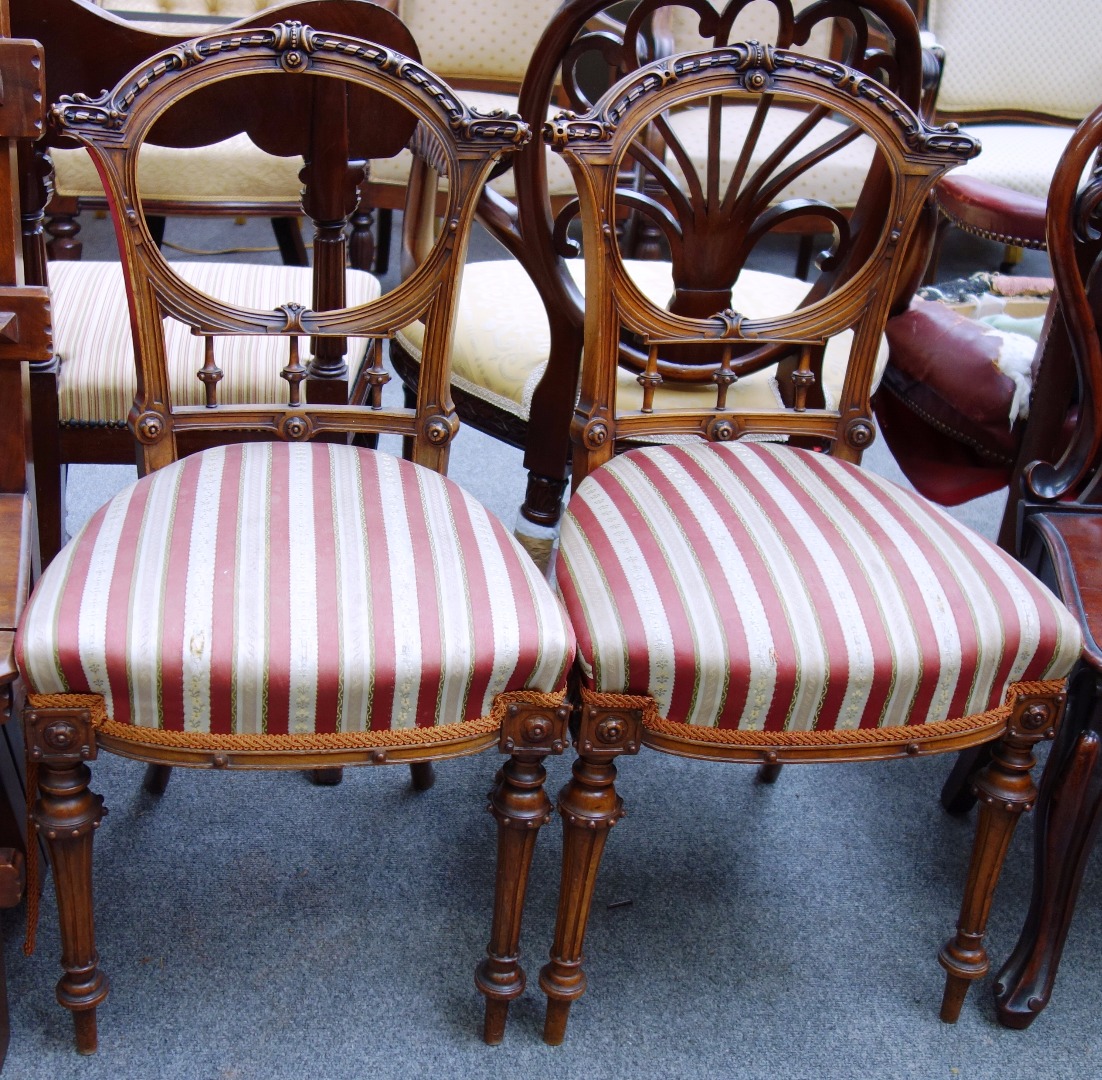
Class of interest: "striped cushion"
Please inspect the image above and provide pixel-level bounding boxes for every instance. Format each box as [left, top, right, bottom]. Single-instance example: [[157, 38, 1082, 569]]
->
[[49, 261, 380, 425], [557, 442, 1080, 733], [17, 442, 575, 736]]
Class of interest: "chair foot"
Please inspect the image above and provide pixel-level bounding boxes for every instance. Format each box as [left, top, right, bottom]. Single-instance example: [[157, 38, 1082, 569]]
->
[[542, 997, 572, 1046], [481, 998, 509, 1046], [409, 762, 435, 791], [310, 767, 344, 786], [142, 764, 171, 795], [937, 692, 1060, 1022], [994, 672, 1102, 1028], [74, 1008, 99, 1055], [540, 706, 637, 1044], [476, 743, 559, 1044]]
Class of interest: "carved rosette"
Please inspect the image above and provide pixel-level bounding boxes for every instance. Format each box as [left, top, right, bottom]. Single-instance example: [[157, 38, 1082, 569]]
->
[[26, 708, 97, 763], [499, 702, 570, 757], [577, 704, 642, 759]]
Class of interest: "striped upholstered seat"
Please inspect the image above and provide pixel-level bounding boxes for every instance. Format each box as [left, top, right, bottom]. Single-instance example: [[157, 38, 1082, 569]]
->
[[558, 441, 1081, 740], [18, 441, 575, 744]]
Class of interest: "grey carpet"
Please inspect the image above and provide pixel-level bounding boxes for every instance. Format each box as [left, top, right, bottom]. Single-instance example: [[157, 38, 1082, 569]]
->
[[6, 213, 1095, 1079]]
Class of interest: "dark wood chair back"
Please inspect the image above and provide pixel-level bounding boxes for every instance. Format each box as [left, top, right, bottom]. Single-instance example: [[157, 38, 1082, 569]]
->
[[50, 18, 527, 477]]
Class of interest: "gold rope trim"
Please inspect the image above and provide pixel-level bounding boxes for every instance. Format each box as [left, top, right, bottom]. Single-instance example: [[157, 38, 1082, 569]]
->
[[581, 680, 1066, 747], [26, 690, 567, 752]]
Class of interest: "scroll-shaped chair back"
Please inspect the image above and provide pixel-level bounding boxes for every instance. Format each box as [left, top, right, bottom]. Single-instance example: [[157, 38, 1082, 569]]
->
[[545, 43, 977, 484], [51, 19, 528, 478], [1021, 107, 1102, 508]]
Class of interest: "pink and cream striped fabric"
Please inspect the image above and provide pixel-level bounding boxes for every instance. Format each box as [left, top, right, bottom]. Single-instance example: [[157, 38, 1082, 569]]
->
[[557, 442, 1081, 733], [17, 442, 575, 736]]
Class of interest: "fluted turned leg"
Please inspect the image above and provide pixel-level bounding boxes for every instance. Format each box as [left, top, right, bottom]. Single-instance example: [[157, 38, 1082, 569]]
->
[[540, 703, 641, 1045], [995, 669, 1102, 1028], [26, 708, 108, 1054], [476, 752, 553, 1043], [476, 701, 568, 1043], [939, 693, 1063, 1022]]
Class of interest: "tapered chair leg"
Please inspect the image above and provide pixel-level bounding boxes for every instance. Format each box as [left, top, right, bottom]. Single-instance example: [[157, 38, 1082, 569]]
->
[[995, 673, 1102, 1027], [26, 710, 109, 1054], [476, 751, 554, 1043], [938, 694, 1061, 1022], [539, 752, 626, 1045]]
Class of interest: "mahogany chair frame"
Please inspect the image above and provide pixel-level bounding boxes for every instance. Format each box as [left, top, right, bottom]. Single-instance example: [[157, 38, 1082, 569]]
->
[[977, 106, 1102, 1029], [393, 0, 934, 542], [15, 0, 418, 565], [530, 43, 1071, 1042], [19, 22, 568, 1052]]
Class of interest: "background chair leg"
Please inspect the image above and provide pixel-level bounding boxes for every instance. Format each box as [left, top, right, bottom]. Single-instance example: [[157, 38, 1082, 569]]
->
[[142, 764, 171, 796], [539, 752, 626, 1045], [940, 745, 992, 815], [938, 695, 1060, 1022], [476, 751, 553, 1044], [309, 767, 344, 786], [29, 737, 108, 1053], [408, 762, 435, 791], [756, 760, 783, 784], [995, 671, 1102, 1027], [271, 216, 308, 267]]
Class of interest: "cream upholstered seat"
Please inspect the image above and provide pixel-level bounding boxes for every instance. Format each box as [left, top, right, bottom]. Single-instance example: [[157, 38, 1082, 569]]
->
[[396, 258, 888, 424]]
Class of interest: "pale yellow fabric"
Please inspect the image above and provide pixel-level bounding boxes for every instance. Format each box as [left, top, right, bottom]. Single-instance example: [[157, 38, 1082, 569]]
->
[[947, 123, 1074, 199], [664, 105, 875, 209], [49, 260, 380, 424], [669, 0, 832, 56], [926, 0, 1100, 119], [396, 0, 562, 83], [396, 258, 887, 419], [52, 134, 305, 204], [94, 0, 265, 33]]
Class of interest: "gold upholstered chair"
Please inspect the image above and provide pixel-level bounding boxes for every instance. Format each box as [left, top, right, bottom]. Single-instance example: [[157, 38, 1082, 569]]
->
[[16, 20, 575, 1053], [915, 0, 1102, 274], [531, 43, 1081, 1042]]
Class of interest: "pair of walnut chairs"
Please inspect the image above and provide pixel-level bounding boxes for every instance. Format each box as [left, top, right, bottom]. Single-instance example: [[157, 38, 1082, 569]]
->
[[13, 2, 1087, 1054]]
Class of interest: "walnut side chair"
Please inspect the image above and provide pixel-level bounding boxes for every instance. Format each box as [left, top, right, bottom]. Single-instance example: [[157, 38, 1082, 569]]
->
[[15, 22, 576, 1053], [533, 44, 1081, 1042], [16, 0, 419, 566], [389, 0, 935, 568]]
